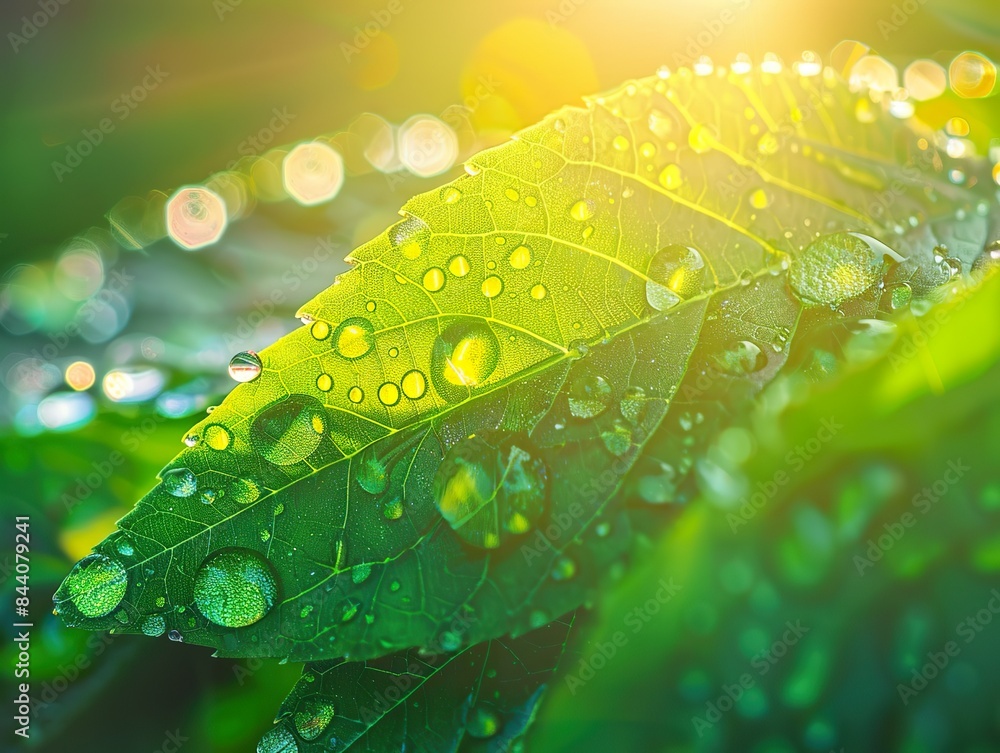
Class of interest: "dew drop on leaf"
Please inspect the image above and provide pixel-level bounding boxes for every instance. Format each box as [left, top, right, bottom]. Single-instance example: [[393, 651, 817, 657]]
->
[[423, 267, 445, 292], [257, 725, 298, 753], [658, 164, 683, 190], [465, 705, 501, 739], [569, 199, 595, 222], [647, 244, 706, 307], [168, 630, 183, 642], [789, 232, 884, 307], [293, 699, 335, 742], [333, 318, 376, 359], [508, 245, 532, 269], [481, 276, 504, 298], [53, 554, 128, 619], [433, 431, 548, 549], [568, 372, 613, 419], [141, 615, 166, 637], [229, 478, 260, 505], [250, 395, 326, 466], [228, 350, 262, 383], [601, 421, 633, 456], [357, 448, 388, 495], [430, 321, 501, 401], [448, 255, 471, 277], [193, 549, 279, 628], [204, 424, 232, 450], [401, 369, 427, 400], [162, 468, 198, 498], [714, 340, 767, 375], [390, 215, 431, 260]]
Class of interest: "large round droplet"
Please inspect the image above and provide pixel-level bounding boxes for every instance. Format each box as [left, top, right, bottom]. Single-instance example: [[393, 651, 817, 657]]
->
[[229, 351, 262, 383], [205, 424, 232, 451], [568, 372, 613, 419], [258, 725, 298, 753], [433, 431, 548, 549], [333, 318, 376, 359], [646, 245, 706, 310], [430, 321, 502, 402], [141, 615, 166, 637], [250, 395, 326, 466], [53, 553, 128, 619], [390, 215, 431, 261], [162, 468, 198, 498], [401, 370, 427, 399], [193, 549, 278, 628], [294, 699, 335, 742], [357, 448, 388, 494], [465, 705, 501, 739], [789, 232, 884, 307]]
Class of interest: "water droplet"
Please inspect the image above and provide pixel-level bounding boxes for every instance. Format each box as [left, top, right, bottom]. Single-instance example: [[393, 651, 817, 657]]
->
[[390, 215, 431, 260], [601, 421, 633, 456], [749, 188, 770, 209], [333, 318, 376, 359], [504, 187, 520, 201], [434, 431, 548, 549], [481, 276, 504, 298], [309, 320, 330, 341], [619, 386, 647, 425], [168, 629, 183, 642], [229, 351, 262, 383], [183, 434, 198, 448], [423, 267, 445, 292], [116, 539, 135, 557], [531, 284, 548, 300], [258, 725, 298, 753], [163, 468, 198, 498], [658, 164, 683, 190], [53, 554, 128, 619], [230, 478, 260, 505], [205, 424, 232, 451], [441, 186, 463, 204], [200, 489, 218, 505], [430, 321, 501, 401], [789, 232, 884, 306], [612, 135, 630, 151], [348, 386, 364, 404], [316, 373, 333, 392], [688, 124, 715, 153], [383, 496, 404, 520], [508, 245, 532, 269], [401, 369, 427, 399], [465, 705, 501, 739], [569, 199, 595, 222], [568, 372, 612, 419], [340, 598, 361, 622], [193, 548, 278, 628], [294, 699, 335, 742], [358, 448, 388, 494], [448, 255, 470, 277], [889, 283, 913, 310], [714, 340, 767, 375], [251, 395, 327, 466], [551, 555, 577, 581], [646, 244, 705, 309], [351, 562, 373, 584], [141, 615, 166, 636]]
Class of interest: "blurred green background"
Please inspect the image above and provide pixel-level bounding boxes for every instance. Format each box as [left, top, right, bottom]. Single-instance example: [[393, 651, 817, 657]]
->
[[2, 0, 999, 751]]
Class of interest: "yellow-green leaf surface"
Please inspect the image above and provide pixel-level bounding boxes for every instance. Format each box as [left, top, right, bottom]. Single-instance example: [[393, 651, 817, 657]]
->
[[55, 62, 996, 673]]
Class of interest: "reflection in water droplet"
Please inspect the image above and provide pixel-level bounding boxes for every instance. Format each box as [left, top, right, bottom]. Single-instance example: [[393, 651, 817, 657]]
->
[[168, 629, 183, 642], [889, 283, 913, 310], [204, 424, 232, 451], [646, 244, 706, 309], [229, 351, 262, 383], [423, 267, 445, 292], [54, 554, 128, 619], [789, 232, 884, 307], [250, 395, 326, 466], [333, 318, 376, 359], [434, 431, 548, 549], [448, 255, 471, 277], [441, 186, 463, 204], [481, 276, 504, 298], [431, 321, 501, 401], [509, 245, 532, 269], [568, 372, 612, 419], [230, 478, 260, 505], [401, 369, 427, 399], [383, 496, 404, 520], [619, 386, 647, 425], [163, 468, 198, 498], [193, 548, 278, 628]]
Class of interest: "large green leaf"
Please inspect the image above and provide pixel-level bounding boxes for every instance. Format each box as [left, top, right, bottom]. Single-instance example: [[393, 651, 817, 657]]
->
[[54, 60, 996, 748]]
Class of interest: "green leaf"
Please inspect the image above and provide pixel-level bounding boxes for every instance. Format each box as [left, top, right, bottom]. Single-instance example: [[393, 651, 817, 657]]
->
[[258, 614, 575, 752], [54, 61, 996, 748]]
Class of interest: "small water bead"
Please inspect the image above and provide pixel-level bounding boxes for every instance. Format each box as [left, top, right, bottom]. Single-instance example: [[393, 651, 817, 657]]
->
[[341, 598, 361, 622], [163, 468, 198, 498], [141, 615, 166, 637], [156, 596, 166, 608], [229, 351, 262, 383], [448, 255, 471, 277], [465, 705, 501, 739], [619, 386, 647, 425], [441, 186, 463, 204], [687, 124, 715, 154], [351, 562, 373, 585], [430, 321, 501, 401], [423, 267, 445, 292], [383, 496, 404, 520], [388, 347, 399, 358], [508, 245, 532, 269], [494, 236, 506, 246], [569, 199, 595, 222], [481, 276, 504, 298], [568, 372, 613, 419], [168, 630, 183, 642], [310, 320, 330, 340], [601, 421, 633, 457], [504, 187, 519, 201], [183, 434, 198, 448], [53, 554, 128, 619], [316, 373, 333, 392], [433, 431, 549, 549], [294, 699, 335, 742], [251, 395, 326, 466], [117, 539, 135, 557], [789, 232, 884, 307], [658, 163, 683, 190], [193, 549, 278, 628], [378, 382, 401, 406], [401, 369, 427, 399], [531, 284, 548, 300], [715, 340, 767, 375], [612, 135, 630, 151], [749, 188, 770, 209], [552, 555, 577, 581], [646, 245, 706, 310], [390, 215, 431, 260], [524, 195, 537, 207], [366, 300, 377, 313], [334, 318, 376, 359], [258, 725, 298, 753], [348, 386, 364, 403]]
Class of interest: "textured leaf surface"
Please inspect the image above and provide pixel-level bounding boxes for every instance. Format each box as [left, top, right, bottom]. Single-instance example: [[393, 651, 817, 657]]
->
[[55, 61, 996, 682]]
